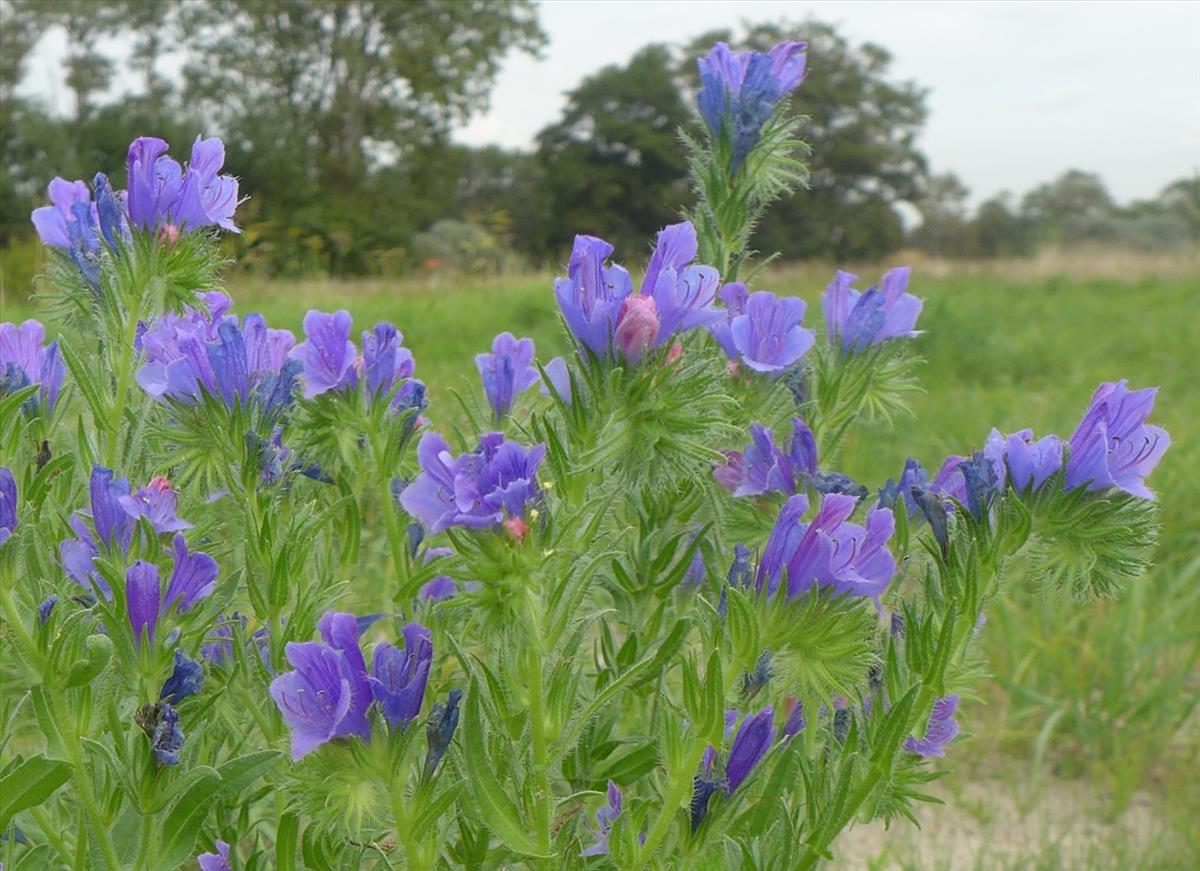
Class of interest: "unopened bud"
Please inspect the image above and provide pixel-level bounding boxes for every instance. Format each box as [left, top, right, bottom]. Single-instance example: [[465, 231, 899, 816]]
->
[[614, 295, 659, 363], [158, 223, 180, 248], [503, 516, 528, 542]]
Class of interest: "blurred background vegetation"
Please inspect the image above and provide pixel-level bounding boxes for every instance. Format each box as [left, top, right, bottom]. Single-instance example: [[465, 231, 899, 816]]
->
[[2, 1, 1197, 867], [1, 0, 1197, 293]]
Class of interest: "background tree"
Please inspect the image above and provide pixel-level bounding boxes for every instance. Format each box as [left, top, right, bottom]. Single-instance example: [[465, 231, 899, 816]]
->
[[531, 44, 691, 259], [1020, 169, 1116, 245], [683, 20, 929, 262], [970, 193, 1033, 258], [909, 172, 973, 257]]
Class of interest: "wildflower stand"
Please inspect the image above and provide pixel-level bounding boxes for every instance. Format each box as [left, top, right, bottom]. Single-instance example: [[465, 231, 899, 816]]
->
[[1, 40, 1169, 870]]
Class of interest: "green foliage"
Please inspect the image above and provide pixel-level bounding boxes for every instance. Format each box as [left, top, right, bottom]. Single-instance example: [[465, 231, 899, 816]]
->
[[533, 44, 693, 257]]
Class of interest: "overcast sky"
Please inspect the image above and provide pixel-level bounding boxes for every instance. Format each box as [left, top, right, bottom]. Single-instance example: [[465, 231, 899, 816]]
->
[[20, 0, 1200, 207], [456, 0, 1200, 205]]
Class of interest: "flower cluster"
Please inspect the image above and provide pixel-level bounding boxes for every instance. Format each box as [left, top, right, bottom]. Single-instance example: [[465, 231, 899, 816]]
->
[[1, 319, 65, 415], [755, 493, 896, 601], [59, 466, 217, 626], [291, 311, 425, 416], [691, 708, 776, 830], [399, 431, 546, 534], [125, 136, 241, 235], [555, 221, 721, 362], [30, 136, 241, 290], [697, 41, 807, 172], [714, 418, 817, 497], [920, 379, 1168, 520], [137, 292, 300, 420], [822, 268, 923, 352], [709, 283, 814, 376], [269, 612, 433, 759]]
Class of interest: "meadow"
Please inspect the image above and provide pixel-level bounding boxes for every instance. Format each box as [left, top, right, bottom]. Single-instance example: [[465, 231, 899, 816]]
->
[[3, 256, 1197, 868], [219, 263, 1200, 869]]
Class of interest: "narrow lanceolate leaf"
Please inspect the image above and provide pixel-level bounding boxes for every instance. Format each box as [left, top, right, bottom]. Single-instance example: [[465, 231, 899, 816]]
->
[[153, 766, 222, 871], [461, 681, 552, 858], [0, 755, 73, 830]]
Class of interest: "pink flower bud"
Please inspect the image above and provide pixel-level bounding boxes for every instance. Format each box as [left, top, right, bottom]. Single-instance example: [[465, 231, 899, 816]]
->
[[504, 516, 529, 542], [614, 295, 659, 363], [158, 223, 180, 248], [666, 342, 684, 365]]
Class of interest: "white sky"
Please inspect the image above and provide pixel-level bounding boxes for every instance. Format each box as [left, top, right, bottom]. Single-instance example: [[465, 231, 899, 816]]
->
[[19, 0, 1200, 207]]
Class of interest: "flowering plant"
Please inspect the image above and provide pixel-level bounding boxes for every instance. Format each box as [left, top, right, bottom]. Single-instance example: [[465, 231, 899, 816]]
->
[[0, 41, 1169, 871]]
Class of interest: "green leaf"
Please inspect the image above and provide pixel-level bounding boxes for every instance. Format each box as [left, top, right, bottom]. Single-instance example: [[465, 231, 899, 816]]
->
[[276, 811, 299, 871], [154, 766, 222, 871], [460, 680, 552, 858], [0, 755, 72, 830], [215, 749, 281, 798]]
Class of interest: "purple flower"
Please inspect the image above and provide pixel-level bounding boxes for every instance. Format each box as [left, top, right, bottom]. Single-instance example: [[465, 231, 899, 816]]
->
[[119, 477, 191, 534], [423, 689, 463, 778], [127, 137, 182, 231], [540, 356, 572, 404], [0, 467, 15, 549], [37, 595, 58, 625], [92, 172, 127, 249], [822, 269, 923, 352], [197, 840, 232, 871], [290, 310, 357, 399], [554, 235, 633, 357], [476, 332, 539, 421], [789, 417, 818, 477], [1, 319, 65, 414], [554, 223, 719, 359], [31, 178, 97, 249], [270, 633, 372, 760], [756, 493, 896, 601], [317, 611, 373, 721], [127, 135, 240, 234], [360, 321, 423, 417], [200, 614, 247, 667], [60, 515, 105, 596], [957, 453, 998, 520], [613, 295, 660, 363], [904, 695, 960, 758], [126, 561, 162, 645], [90, 465, 132, 551], [725, 707, 775, 793], [710, 284, 814, 376], [581, 781, 624, 857], [172, 136, 241, 233], [418, 576, 458, 601], [368, 622, 433, 730], [782, 699, 806, 739], [639, 222, 722, 346], [984, 428, 1063, 492], [1066, 380, 1169, 500], [151, 702, 185, 765], [929, 454, 971, 505], [715, 423, 794, 497], [697, 41, 807, 171], [164, 534, 218, 613], [137, 297, 299, 417], [714, 418, 817, 497], [399, 431, 546, 534], [878, 458, 928, 515], [160, 649, 205, 703], [726, 544, 752, 588]]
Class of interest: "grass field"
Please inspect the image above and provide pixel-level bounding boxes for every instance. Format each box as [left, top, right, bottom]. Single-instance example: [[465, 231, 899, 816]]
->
[[3, 259, 1197, 867]]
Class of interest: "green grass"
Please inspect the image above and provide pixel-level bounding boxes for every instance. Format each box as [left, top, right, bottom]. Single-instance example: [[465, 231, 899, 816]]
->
[[5, 267, 1197, 867]]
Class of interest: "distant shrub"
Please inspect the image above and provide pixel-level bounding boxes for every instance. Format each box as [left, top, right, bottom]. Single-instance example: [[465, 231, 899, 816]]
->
[[412, 219, 509, 274]]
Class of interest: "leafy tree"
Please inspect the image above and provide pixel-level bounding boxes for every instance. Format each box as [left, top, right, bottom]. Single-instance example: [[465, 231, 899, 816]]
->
[[970, 193, 1033, 257], [682, 21, 929, 262], [1020, 169, 1116, 244], [909, 172, 973, 256], [532, 44, 692, 258]]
